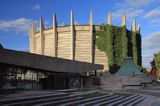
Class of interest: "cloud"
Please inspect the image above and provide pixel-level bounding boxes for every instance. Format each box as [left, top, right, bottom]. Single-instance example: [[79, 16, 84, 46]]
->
[[144, 7, 160, 18], [149, 19, 160, 25], [116, 0, 157, 8], [32, 4, 40, 11], [112, 8, 143, 21], [0, 18, 32, 33], [143, 7, 160, 26], [142, 32, 160, 67], [149, 19, 160, 24]]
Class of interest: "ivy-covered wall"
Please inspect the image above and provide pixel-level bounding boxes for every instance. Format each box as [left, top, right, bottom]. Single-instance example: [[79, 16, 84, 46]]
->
[[96, 24, 142, 74]]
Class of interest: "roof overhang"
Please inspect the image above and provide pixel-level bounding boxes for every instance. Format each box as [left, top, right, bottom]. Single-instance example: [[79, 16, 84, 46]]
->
[[0, 48, 103, 73]]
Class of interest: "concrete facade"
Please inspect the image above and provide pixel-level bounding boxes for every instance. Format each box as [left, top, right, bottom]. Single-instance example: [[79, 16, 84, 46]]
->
[[101, 73, 154, 90], [29, 13, 108, 72], [29, 11, 140, 72]]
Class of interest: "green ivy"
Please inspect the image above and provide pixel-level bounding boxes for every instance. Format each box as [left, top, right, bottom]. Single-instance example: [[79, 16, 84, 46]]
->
[[136, 32, 142, 66], [121, 25, 128, 59], [131, 31, 138, 65], [96, 24, 141, 73]]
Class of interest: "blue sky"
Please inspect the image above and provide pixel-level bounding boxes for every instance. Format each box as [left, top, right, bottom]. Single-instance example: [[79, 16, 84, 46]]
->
[[0, 0, 160, 67]]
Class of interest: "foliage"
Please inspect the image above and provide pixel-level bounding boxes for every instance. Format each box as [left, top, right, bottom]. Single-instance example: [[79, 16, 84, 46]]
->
[[114, 92, 133, 97], [131, 31, 138, 65], [96, 24, 114, 73], [0, 44, 3, 49], [80, 92, 105, 99], [150, 60, 155, 67], [96, 24, 141, 74], [121, 25, 128, 59], [136, 32, 142, 66], [140, 66, 147, 73], [152, 52, 160, 78]]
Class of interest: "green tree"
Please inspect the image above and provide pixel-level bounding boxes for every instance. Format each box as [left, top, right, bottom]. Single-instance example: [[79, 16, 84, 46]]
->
[[0, 44, 3, 49], [152, 53, 160, 78]]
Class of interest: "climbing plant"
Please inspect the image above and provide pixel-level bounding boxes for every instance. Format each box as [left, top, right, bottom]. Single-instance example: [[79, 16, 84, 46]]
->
[[121, 25, 128, 59], [96, 24, 141, 74], [131, 31, 138, 65], [136, 32, 142, 66], [96, 24, 114, 68]]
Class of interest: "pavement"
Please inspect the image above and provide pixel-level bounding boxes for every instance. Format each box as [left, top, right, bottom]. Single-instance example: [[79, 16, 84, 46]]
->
[[137, 95, 160, 106], [126, 85, 160, 106], [1, 87, 160, 106]]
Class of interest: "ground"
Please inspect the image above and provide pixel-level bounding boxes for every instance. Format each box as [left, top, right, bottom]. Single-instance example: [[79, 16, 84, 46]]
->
[[1, 85, 160, 105]]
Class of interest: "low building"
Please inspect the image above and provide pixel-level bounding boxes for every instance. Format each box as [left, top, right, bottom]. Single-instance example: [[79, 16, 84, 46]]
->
[[0, 47, 103, 90]]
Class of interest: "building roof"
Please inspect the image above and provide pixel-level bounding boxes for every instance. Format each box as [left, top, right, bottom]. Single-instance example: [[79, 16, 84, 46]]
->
[[116, 57, 142, 75], [0, 48, 103, 73]]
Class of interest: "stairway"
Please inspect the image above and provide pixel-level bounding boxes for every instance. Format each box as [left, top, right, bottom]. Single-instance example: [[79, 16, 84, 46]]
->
[[0, 92, 146, 106]]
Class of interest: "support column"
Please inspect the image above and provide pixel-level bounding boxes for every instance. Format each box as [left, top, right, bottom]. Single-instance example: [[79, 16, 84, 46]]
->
[[29, 21, 36, 53], [132, 19, 136, 32], [108, 12, 112, 25], [90, 10, 93, 63], [53, 13, 58, 57], [40, 17, 45, 55], [70, 11, 75, 60]]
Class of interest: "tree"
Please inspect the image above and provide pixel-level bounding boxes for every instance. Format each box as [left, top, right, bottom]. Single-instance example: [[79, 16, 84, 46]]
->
[[152, 53, 160, 78], [0, 44, 3, 49]]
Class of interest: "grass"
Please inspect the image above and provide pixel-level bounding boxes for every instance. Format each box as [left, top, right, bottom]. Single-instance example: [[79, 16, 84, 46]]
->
[[114, 92, 133, 97], [80, 92, 105, 99]]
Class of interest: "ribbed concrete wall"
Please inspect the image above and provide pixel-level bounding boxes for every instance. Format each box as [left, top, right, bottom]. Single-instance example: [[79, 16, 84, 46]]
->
[[44, 30, 54, 56], [57, 32, 71, 59], [75, 30, 91, 62], [30, 25, 108, 71], [95, 46, 108, 70], [29, 12, 141, 72], [35, 33, 41, 54]]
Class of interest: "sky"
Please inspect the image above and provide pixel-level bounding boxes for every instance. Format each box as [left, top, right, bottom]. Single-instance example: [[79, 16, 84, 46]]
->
[[0, 0, 160, 67]]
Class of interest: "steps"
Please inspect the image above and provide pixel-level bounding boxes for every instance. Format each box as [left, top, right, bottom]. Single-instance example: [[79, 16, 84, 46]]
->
[[0, 92, 146, 106], [59, 94, 112, 106], [0, 92, 68, 106], [78, 95, 119, 106], [34, 96, 83, 106]]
